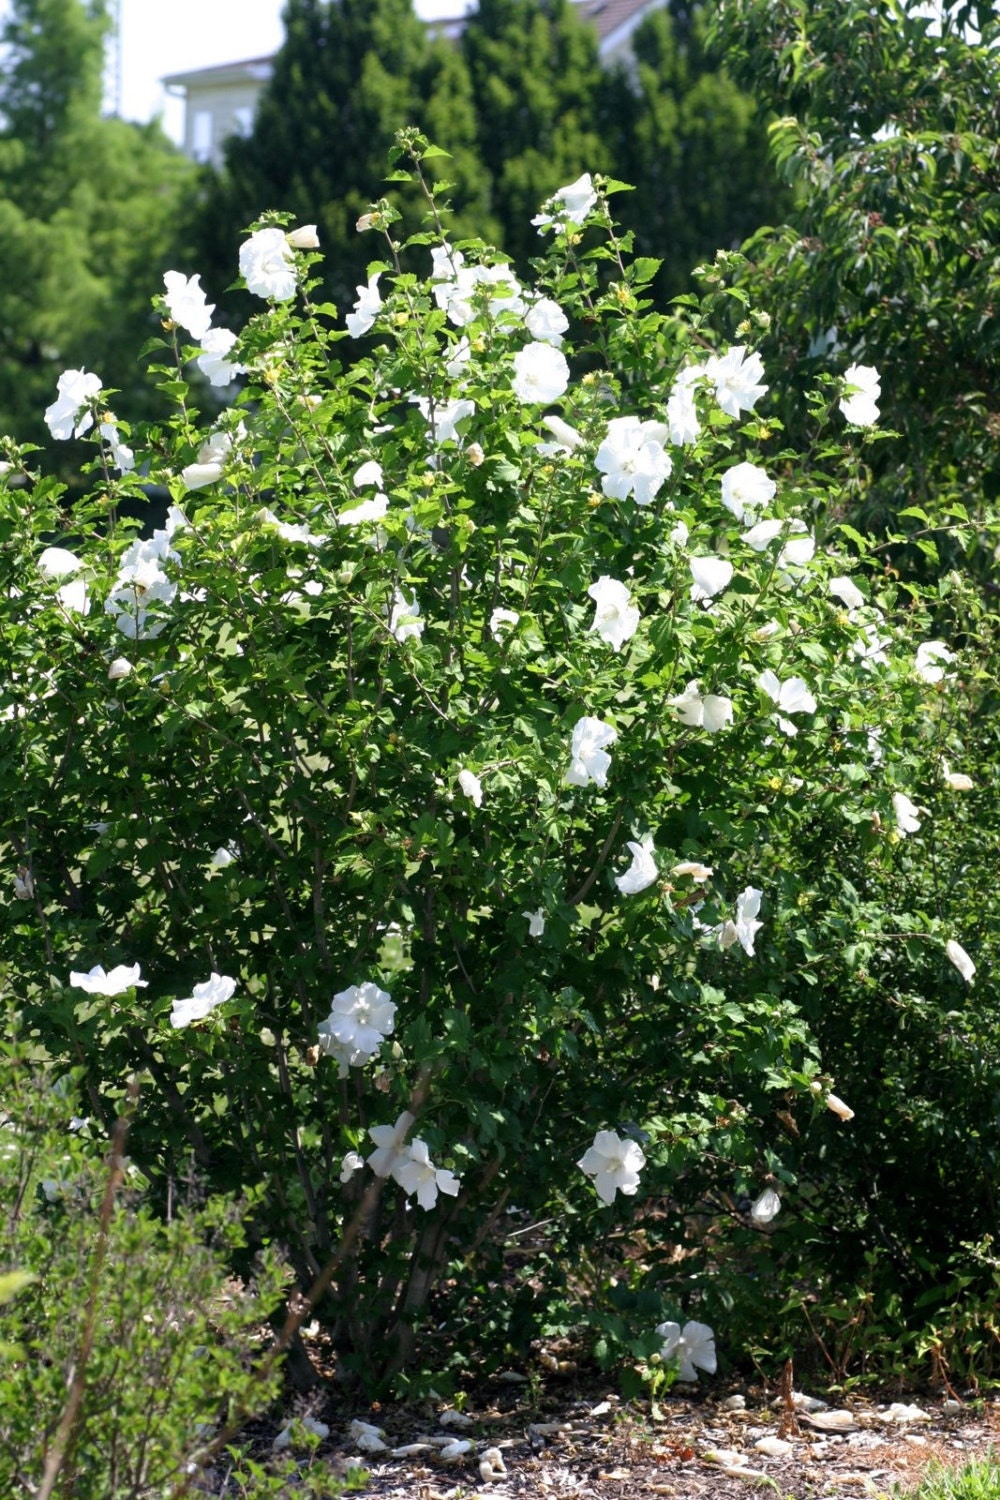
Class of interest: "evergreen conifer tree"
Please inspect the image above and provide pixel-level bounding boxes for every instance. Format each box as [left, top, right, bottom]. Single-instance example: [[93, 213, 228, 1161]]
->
[[194, 0, 788, 327], [462, 0, 606, 265]]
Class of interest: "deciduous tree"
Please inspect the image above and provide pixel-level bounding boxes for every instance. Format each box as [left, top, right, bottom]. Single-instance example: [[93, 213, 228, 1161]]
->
[[711, 0, 1000, 548], [0, 0, 194, 458]]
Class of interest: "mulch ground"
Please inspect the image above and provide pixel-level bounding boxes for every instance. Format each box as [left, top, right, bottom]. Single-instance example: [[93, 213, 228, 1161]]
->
[[213, 1368, 1000, 1499]]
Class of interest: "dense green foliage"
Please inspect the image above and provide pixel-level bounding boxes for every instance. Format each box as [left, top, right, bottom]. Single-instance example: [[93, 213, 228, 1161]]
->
[[603, 2, 790, 299], [0, 0, 194, 466], [902, 1455, 1000, 1500], [0, 1032, 292, 1497], [664, 6, 1000, 1369], [3, 0, 1000, 1413], [710, 0, 1000, 545]]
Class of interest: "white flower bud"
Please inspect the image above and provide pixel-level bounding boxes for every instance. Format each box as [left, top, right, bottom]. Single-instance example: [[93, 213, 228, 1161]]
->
[[108, 657, 132, 680], [286, 224, 320, 250]]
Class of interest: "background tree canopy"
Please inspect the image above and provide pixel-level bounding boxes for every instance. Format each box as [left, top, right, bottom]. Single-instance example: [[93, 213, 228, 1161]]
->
[[710, 0, 1000, 555], [0, 0, 194, 469], [190, 0, 786, 318], [0, 0, 787, 453]]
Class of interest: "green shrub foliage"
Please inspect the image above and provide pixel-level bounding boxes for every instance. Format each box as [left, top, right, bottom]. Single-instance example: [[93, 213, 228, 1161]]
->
[[1, 134, 994, 1385], [710, 0, 1000, 549], [0, 1033, 289, 1497]]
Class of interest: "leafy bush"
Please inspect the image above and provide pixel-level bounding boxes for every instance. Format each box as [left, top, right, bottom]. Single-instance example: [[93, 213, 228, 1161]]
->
[[899, 1454, 1000, 1500], [1, 132, 994, 1388], [710, 0, 1000, 554], [0, 1028, 293, 1497]]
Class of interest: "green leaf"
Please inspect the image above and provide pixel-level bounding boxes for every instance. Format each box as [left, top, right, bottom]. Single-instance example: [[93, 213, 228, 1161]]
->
[[0, 1271, 36, 1306], [631, 257, 663, 284]]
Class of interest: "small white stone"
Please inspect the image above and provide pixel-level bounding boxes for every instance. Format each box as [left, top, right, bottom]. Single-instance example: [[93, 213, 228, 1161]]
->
[[349, 1419, 388, 1454], [439, 1438, 474, 1463], [798, 1409, 858, 1432], [755, 1436, 793, 1459], [884, 1403, 931, 1424], [439, 1408, 474, 1429], [704, 1447, 745, 1467], [721, 1394, 747, 1411], [272, 1415, 329, 1449], [792, 1392, 829, 1412], [354, 1430, 389, 1454], [479, 1445, 507, 1481]]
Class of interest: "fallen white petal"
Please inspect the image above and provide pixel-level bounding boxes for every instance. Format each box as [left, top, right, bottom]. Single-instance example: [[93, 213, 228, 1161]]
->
[[946, 938, 976, 984]]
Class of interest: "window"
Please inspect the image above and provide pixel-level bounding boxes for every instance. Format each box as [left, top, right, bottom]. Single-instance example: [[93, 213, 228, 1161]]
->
[[192, 110, 213, 162]]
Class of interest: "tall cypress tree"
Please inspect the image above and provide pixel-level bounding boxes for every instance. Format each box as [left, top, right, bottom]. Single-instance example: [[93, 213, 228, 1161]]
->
[[194, 0, 788, 321]]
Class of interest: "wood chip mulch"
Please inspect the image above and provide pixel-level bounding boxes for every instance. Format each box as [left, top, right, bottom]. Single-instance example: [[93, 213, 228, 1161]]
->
[[215, 1375, 1000, 1499]]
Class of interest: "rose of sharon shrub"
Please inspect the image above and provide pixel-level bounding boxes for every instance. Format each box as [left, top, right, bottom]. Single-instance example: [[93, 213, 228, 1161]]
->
[[0, 135, 985, 1385]]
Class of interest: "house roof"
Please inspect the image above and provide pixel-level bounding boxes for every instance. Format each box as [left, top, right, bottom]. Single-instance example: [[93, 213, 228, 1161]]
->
[[424, 0, 663, 41], [574, 0, 663, 43], [162, 56, 274, 91], [160, 0, 665, 92]]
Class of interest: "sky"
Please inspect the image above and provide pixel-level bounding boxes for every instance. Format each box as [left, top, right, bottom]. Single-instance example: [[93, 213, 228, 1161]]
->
[[0, 0, 475, 145]]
